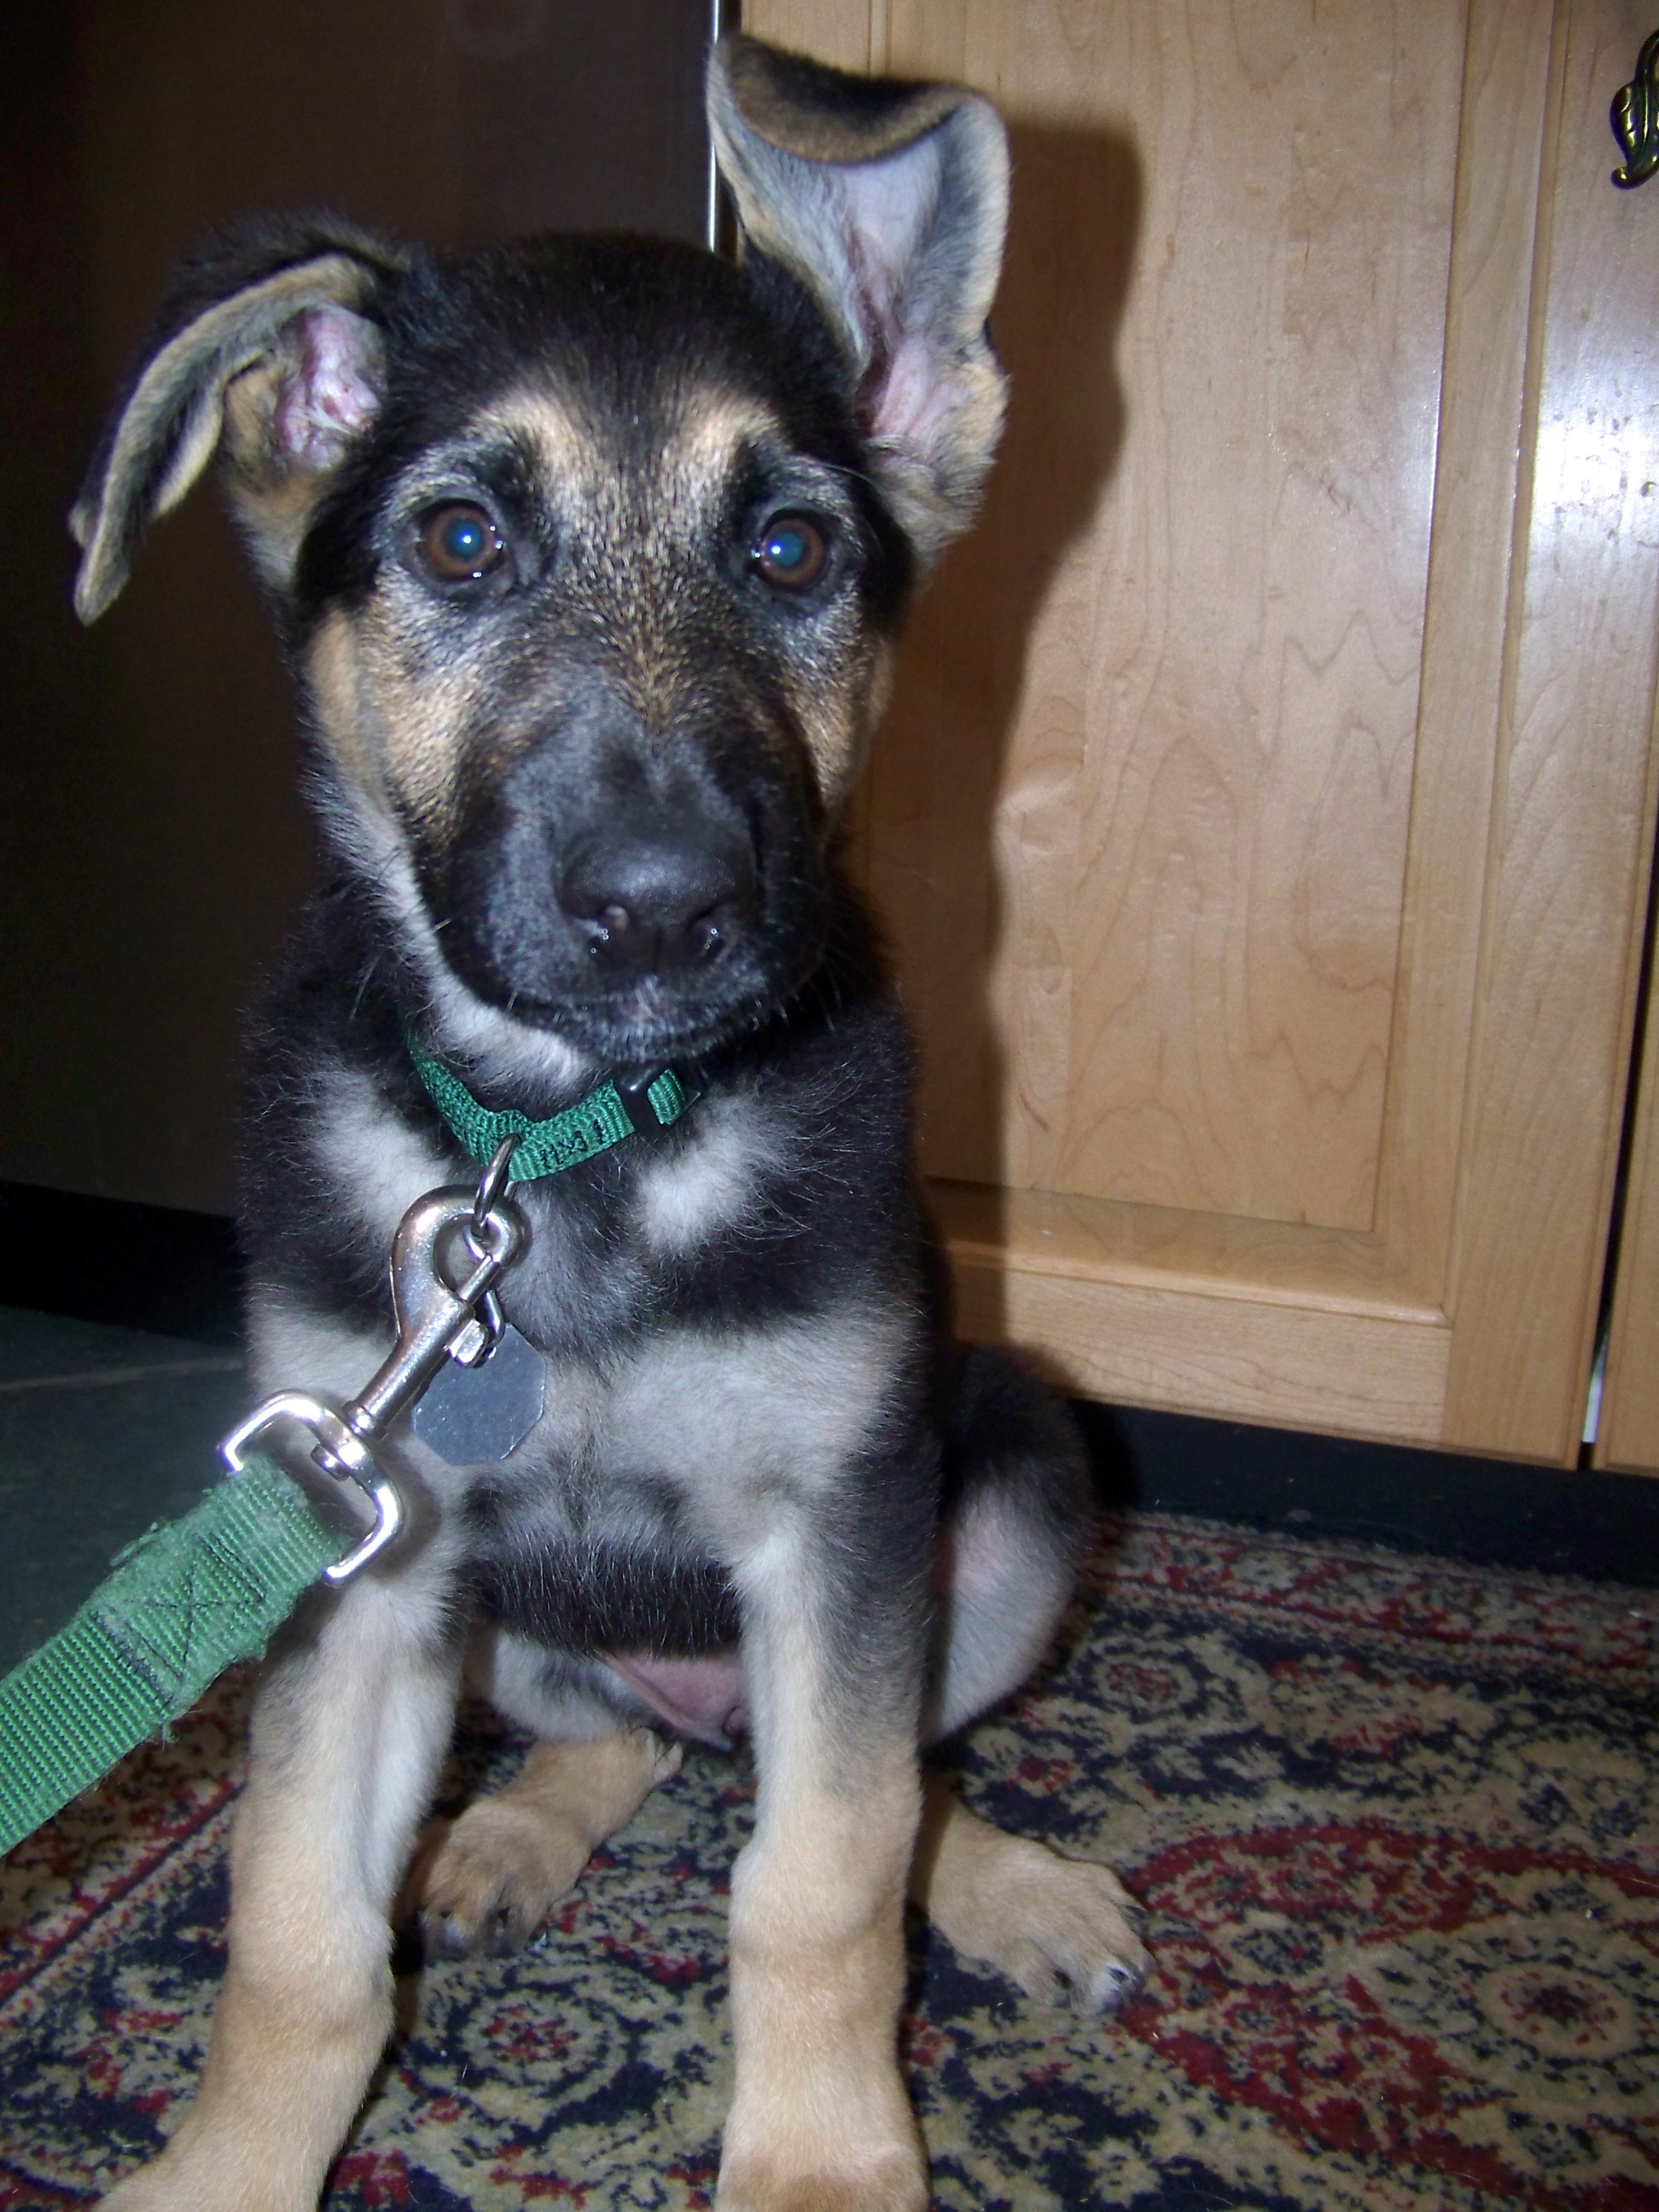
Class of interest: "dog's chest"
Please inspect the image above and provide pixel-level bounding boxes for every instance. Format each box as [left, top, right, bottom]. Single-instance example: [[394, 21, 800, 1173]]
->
[[478, 1289, 905, 1557], [455, 1228, 906, 1657], [315, 1064, 904, 1531]]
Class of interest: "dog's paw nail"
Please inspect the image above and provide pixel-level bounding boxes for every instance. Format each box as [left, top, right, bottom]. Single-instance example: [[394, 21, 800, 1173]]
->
[[1088, 1957, 1148, 2011], [427, 1901, 544, 1959], [488, 1912, 534, 1956], [423, 1911, 486, 1961]]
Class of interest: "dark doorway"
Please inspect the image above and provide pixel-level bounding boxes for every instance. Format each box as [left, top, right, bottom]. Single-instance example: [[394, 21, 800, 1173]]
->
[[0, 1, 723, 1214]]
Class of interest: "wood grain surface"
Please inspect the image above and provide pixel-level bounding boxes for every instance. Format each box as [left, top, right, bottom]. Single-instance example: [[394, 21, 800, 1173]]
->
[[742, 0, 1659, 1459], [1441, 0, 1659, 1460]]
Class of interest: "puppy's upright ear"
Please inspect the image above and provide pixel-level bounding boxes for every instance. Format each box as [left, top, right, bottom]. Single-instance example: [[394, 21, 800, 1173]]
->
[[707, 34, 1009, 569], [71, 218, 410, 622]]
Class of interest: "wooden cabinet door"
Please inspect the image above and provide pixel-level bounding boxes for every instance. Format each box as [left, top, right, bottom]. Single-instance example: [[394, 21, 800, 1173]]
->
[[744, 0, 1659, 1464]]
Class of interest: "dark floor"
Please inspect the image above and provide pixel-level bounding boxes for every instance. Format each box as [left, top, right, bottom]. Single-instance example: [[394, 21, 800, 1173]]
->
[[1, 1178, 1656, 1680], [0, 1307, 247, 1674]]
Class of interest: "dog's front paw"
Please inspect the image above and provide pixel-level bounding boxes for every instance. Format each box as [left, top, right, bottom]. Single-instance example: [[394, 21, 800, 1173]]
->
[[415, 1795, 591, 1957], [717, 2034, 928, 2212], [975, 1841, 1149, 2013], [98, 2168, 176, 2212], [914, 1791, 1150, 2016]]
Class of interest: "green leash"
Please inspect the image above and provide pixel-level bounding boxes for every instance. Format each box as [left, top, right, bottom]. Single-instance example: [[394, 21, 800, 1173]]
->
[[0, 1455, 347, 1856], [0, 1048, 695, 1859]]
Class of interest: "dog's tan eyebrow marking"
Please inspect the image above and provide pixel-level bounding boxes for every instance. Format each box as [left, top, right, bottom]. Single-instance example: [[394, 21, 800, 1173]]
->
[[475, 385, 802, 504], [393, 425, 548, 515], [663, 393, 794, 474], [465, 387, 595, 482]]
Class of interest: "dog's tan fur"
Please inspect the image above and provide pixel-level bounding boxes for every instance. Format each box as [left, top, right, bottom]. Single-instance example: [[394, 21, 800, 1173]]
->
[[416, 1730, 683, 1951], [911, 1776, 1146, 2009], [99, 1563, 464, 2211], [301, 610, 386, 812]]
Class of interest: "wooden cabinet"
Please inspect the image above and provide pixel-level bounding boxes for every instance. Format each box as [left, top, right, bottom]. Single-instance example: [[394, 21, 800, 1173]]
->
[[744, 0, 1659, 1470]]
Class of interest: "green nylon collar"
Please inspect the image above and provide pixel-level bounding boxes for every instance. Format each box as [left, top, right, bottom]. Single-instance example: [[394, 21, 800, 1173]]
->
[[406, 1040, 690, 1183]]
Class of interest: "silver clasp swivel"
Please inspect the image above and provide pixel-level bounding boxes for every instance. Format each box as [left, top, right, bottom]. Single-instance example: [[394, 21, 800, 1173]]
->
[[218, 1140, 525, 1583], [218, 1389, 399, 1582]]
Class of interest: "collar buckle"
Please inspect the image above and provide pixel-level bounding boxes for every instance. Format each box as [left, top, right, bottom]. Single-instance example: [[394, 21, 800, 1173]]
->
[[616, 1066, 679, 1136]]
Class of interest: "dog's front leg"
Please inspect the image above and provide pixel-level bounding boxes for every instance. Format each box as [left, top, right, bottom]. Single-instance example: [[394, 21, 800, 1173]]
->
[[100, 1563, 464, 2212], [719, 1528, 929, 2212]]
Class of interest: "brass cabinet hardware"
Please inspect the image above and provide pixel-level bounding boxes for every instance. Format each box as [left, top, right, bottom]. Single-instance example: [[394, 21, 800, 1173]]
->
[[1611, 29, 1659, 185]]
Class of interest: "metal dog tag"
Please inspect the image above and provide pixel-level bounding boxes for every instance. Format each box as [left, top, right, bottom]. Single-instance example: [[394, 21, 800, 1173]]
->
[[410, 1319, 544, 1464]]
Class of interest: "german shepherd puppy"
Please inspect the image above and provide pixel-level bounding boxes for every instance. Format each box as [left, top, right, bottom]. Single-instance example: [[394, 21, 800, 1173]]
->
[[71, 37, 1145, 2211]]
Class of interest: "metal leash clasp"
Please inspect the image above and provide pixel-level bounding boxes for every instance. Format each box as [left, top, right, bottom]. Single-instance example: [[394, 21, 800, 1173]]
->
[[218, 1138, 525, 1583]]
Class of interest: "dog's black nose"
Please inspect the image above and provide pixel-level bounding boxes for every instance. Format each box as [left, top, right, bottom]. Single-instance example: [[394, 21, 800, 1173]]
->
[[559, 823, 755, 975]]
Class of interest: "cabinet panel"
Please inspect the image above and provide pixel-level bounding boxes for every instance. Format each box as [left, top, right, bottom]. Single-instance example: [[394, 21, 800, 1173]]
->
[[1441, 0, 1659, 1457], [745, 0, 1659, 1460], [946, 1183, 1452, 1439], [870, 1, 1465, 1233]]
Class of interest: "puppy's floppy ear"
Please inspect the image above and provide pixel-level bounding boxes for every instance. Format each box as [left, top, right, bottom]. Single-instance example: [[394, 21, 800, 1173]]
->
[[707, 33, 1009, 568], [71, 216, 410, 622]]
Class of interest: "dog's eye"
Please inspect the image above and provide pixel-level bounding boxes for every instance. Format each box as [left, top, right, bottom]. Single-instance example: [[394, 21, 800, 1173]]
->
[[417, 502, 507, 583], [751, 513, 829, 592]]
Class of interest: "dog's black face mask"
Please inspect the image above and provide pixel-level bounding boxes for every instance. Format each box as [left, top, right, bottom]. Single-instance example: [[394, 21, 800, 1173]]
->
[[70, 35, 1010, 1075], [288, 238, 912, 1065]]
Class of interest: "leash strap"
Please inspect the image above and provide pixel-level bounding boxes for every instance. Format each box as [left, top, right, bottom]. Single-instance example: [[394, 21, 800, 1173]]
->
[[0, 1454, 347, 1856], [406, 1042, 690, 1182], [0, 1055, 702, 1857]]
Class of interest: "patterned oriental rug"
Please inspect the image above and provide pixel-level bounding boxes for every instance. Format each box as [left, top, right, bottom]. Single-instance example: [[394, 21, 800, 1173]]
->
[[2, 1512, 1656, 2211]]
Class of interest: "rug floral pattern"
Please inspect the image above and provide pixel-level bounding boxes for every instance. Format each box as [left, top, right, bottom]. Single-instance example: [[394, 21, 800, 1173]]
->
[[3, 1513, 1656, 2210]]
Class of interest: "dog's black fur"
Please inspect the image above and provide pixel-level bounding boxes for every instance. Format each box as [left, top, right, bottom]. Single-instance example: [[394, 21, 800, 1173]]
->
[[73, 38, 1144, 2211]]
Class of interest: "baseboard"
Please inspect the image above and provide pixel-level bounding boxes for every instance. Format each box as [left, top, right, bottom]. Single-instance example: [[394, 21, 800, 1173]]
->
[[0, 1181, 242, 1345], [1080, 1400, 1659, 1589]]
